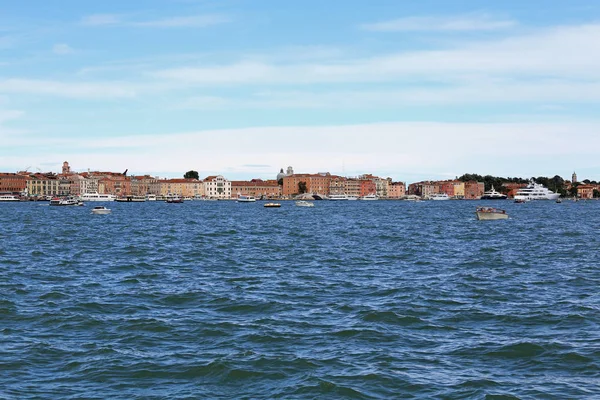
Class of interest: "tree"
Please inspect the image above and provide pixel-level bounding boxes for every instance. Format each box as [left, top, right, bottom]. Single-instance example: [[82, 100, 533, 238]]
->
[[277, 177, 283, 186], [298, 181, 308, 194], [184, 170, 199, 180], [594, 189, 600, 198]]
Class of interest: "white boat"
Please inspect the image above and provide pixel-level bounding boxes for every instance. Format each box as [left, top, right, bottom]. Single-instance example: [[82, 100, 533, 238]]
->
[[514, 181, 560, 201], [481, 186, 507, 200], [237, 195, 256, 203], [430, 193, 450, 200], [91, 206, 111, 214], [295, 200, 314, 207], [328, 194, 348, 201], [80, 192, 116, 202], [145, 194, 157, 201], [360, 193, 379, 201], [0, 194, 20, 202], [475, 206, 508, 220], [264, 202, 281, 208], [116, 195, 146, 202], [347, 196, 359, 201], [49, 197, 80, 206]]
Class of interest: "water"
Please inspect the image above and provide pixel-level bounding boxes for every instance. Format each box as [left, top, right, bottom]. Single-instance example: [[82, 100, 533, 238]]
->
[[1, 200, 599, 399]]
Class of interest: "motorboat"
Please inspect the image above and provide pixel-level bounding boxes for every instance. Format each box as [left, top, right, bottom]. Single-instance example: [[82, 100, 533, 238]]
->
[[0, 194, 20, 202], [481, 186, 507, 200], [264, 202, 281, 208], [295, 200, 314, 207], [91, 206, 111, 214], [347, 196, 359, 201], [475, 206, 508, 220], [513, 181, 560, 201], [237, 195, 256, 203], [328, 194, 348, 201], [430, 193, 450, 200], [166, 196, 184, 203], [49, 197, 80, 206], [80, 192, 116, 202], [514, 198, 528, 203], [360, 193, 379, 201]]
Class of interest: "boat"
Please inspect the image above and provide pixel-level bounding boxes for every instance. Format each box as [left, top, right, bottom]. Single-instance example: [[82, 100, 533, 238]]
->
[[116, 195, 146, 202], [475, 206, 509, 220], [556, 198, 562, 203], [145, 194, 157, 201], [264, 202, 281, 208], [360, 193, 379, 201], [49, 197, 80, 206], [347, 196, 359, 201], [514, 198, 528, 203], [91, 206, 111, 215], [237, 195, 256, 203], [481, 186, 508, 200], [513, 181, 560, 201], [166, 196, 184, 203], [430, 193, 450, 200], [0, 194, 20, 202], [295, 200, 314, 207], [328, 194, 348, 201], [80, 192, 116, 202]]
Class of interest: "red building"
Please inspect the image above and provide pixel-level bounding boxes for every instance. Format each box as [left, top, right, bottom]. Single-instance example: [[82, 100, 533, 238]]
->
[[0, 173, 28, 194], [464, 181, 485, 200]]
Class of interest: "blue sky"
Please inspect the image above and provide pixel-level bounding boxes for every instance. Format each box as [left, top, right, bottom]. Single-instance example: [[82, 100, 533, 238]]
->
[[1, 0, 600, 181]]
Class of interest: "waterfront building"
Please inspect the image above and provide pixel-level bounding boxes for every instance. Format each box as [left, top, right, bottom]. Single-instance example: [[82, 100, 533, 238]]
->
[[464, 181, 485, 200], [203, 175, 231, 199], [231, 179, 281, 198], [388, 182, 406, 198], [159, 179, 203, 198], [282, 172, 333, 197], [408, 181, 437, 198], [329, 176, 347, 196], [0, 173, 28, 194], [503, 182, 528, 198], [345, 178, 361, 198], [577, 184, 595, 199], [26, 174, 61, 197], [131, 175, 160, 196], [97, 175, 131, 196]]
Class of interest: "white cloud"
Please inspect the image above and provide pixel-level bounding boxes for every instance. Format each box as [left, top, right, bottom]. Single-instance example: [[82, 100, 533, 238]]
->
[[5, 121, 600, 180], [131, 14, 230, 28], [80, 14, 122, 26], [52, 43, 74, 55], [80, 13, 230, 28], [0, 79, 136, 99], [151, 24, 600, 85], [361, 13, 517, 32]]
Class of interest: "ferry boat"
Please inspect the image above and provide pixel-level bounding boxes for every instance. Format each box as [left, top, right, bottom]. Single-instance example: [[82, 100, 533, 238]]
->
[[145, 194, 157, 201], [360, 193, 379, 201], [475, 206, 509, 220], [0, 194, 20, 202], [328, 194, 348, 201], [513, 181, 560, 201], [166, 196, 184, 203], [481, 186, 508, 200], [49, 197, 81, 206], [430, 193, 450, 200], [115, 195, 146, 202], [80, 192, 116, 202], [237, 195, 256, 203], [263, 202, 281, 208]]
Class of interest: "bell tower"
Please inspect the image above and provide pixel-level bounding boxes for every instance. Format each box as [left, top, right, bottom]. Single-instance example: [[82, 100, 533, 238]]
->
[[62, 161, 71, 174], [572, 171, 577, 183]]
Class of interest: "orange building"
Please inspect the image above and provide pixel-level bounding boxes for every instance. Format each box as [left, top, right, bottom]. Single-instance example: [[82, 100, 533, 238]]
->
[[388, 182, 406, 198], [464, 181, 485, 200], [159, 179, 203, 197], [577, 184, 595, 199], [282, 173, 333, 196], [0, 173, 28, 194], [359, 179, 376, 197], [231, 179, 281, 198]]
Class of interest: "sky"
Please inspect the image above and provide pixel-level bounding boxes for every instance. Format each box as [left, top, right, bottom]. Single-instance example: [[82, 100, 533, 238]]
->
[[1, 0, 600, 182]]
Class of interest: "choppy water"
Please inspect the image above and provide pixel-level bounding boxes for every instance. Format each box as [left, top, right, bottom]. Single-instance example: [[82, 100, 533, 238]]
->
[[1, 200, 599, 399]]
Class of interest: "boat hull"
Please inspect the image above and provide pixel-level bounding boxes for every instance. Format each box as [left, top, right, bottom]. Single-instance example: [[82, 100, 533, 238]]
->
[[475, 212, 509, 220]]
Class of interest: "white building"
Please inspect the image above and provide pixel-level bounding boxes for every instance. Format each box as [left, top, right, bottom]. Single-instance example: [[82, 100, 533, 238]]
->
[[203, 175, 231, 199]]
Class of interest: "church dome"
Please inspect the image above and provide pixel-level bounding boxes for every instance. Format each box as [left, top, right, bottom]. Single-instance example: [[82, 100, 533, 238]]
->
[[276, 168, 286, 181]]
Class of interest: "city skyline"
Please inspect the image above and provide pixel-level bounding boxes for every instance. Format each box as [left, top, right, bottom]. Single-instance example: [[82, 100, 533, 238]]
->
[[2, 0, 600, 181]]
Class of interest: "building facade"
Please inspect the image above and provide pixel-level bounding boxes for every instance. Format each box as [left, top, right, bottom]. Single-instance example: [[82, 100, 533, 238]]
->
[[203, 175, 231, 199]]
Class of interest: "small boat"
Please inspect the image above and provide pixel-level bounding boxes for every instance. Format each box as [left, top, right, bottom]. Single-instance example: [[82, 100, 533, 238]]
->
[[295, 200, 314, 207], [360, 193, 379, 201], [264, 202, 281, 208], [347, 196, 359, 201], [430, 193, 450, 200], [237, 195, 256, 203], [475, 206, 508, 220], [514, 198, 528, 203], [91, 206, 111, 214], [166, 196, 184, 203], [328, 194, 348, 201], [556, 198, 562, 203], [145, 194, 157, 201], [49, 197, 80, 206]]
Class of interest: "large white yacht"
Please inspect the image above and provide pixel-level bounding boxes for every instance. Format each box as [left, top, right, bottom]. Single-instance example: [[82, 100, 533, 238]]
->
[[80, 192, 116, 202], [514, 181, 560, 201], [360, 193, 379, 201], [481, 186, 508, 200]]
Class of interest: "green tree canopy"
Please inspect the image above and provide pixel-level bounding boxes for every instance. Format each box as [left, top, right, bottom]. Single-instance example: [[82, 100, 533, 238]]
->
[[184, 170, 199, 180]]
